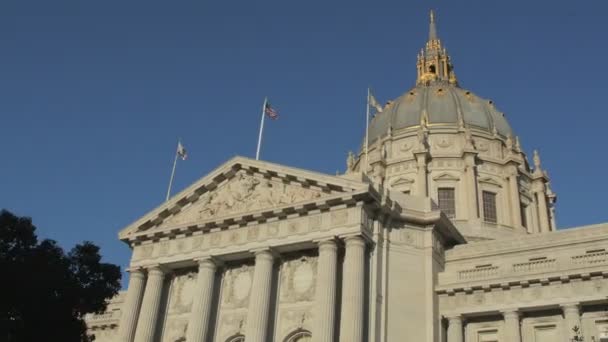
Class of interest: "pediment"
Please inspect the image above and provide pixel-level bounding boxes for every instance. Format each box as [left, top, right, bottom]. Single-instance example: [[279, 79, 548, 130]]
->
[[390, 177, 415, 187], [119, 156, 371, 240], [478, 176, 502, 187], [432, 172, 460, 181], [161, 172, 323, 227]]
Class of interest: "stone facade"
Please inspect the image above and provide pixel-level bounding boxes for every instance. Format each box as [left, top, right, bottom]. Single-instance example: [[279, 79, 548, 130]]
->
[[86, 11, 608, 342]]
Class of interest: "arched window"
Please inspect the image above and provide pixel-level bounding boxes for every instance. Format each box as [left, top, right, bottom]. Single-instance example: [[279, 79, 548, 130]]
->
[[285, 330, 312, 342], [226, 334, 245, 342]]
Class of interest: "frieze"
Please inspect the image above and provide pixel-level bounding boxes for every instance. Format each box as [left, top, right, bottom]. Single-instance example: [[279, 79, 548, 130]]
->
[[439, 277, 608, 314], [130, 207, 363, 264]]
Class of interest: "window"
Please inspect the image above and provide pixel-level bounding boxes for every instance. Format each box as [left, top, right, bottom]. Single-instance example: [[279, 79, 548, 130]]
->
[[520, 203, 528, 228], [402, 190, 411, 195], [437, 188, 456, 219], [482, 191, 497, 223]]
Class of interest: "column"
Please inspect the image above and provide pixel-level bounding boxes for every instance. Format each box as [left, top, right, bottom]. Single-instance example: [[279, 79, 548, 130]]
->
[[561, 303, 582, 341], [508, 167, 522, 229], [117, 269, 146, 342], [314, 239, 338, 342], [446, 315, 463, 342], [245, 249, 275, 342], [536, 190, 550, 233], [415, 153, 428, 196], [133, 266, 166, 342], [464, 154, 478, 221], [339, 235, 366, 342], [186, 258, 218, 342], [503, 310, 521, 342]]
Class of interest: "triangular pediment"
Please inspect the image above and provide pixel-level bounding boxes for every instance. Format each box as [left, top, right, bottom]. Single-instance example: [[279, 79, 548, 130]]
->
[[432, 172, 460, 181], [161, 172, 324, 227], [390, 177, 415, 187], [119, 156, 371, 241], [478, 176, 502, 187]]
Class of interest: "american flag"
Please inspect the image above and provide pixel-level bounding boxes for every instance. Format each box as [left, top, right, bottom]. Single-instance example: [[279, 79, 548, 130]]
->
[[264, 101, 279, 120]]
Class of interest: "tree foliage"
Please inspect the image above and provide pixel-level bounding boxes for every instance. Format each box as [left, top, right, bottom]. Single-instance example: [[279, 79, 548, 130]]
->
[[0, 209, 121, 342]]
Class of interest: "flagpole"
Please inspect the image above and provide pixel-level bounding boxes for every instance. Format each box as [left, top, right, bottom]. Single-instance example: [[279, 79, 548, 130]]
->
[[255, 97, 268, 160], [165, 141, 180, 201], [365, 87, 370, 173]]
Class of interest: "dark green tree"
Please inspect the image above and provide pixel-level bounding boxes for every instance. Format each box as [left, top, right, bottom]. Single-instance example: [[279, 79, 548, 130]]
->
[[0, 209, 121, 342]]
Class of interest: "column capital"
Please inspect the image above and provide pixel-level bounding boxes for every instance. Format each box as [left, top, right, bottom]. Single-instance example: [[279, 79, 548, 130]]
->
[[445, 314, 463, 324], [125, 267, 146, 278], [194, 256, 222, 270], [146, 264, 169, 276], [250, 247, 277, 261], [315, 237, 338, 251], [341, 234, 367, 247], [560, 302, 580, 314], [501, 309, 520, 319]]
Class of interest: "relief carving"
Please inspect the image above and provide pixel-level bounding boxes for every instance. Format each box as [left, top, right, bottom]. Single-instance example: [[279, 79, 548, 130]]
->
[[280, 256, 317, 303], [163, 172, 323, 226], [222, 265, 253, 308]]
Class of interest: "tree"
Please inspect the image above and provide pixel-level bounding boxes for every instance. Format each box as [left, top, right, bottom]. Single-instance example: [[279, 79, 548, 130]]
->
[[0, 209, 121, 342]]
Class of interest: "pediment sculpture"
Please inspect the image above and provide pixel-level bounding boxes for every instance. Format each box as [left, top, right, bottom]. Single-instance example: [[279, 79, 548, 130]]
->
[[161, 172, 323, 226]]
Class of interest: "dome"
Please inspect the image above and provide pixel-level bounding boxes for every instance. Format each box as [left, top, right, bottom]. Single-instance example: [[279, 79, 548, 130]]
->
[[368, 84, 513, 143]]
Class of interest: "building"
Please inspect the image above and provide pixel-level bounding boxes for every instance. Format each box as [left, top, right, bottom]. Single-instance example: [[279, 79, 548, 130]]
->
[[86, 10, 608, 342]]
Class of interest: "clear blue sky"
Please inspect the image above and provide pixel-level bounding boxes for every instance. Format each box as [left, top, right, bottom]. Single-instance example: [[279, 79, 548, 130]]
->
[[2, 1, 607, 285]]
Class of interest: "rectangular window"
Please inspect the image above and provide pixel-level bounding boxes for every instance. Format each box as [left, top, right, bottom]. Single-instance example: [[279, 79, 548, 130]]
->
[[520, 204, 528, 228], [482, 191, 497, 223], [438, 188, 456, 219]]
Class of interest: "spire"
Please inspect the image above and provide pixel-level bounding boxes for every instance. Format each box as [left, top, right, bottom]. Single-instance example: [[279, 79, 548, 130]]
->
[[416, 10, 458, 86], [429, 9, 438, 42]]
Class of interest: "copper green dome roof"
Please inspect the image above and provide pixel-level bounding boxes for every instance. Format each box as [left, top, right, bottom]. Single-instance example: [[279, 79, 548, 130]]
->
[[368, 84, 512, 143]]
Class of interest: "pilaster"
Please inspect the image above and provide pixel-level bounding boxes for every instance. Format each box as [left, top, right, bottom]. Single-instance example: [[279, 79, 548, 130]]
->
[[446, 315, 463, 342]]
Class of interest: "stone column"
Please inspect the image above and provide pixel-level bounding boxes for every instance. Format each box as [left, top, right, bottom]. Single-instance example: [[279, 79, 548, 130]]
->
[[503, 310, 521, 342], [245, 249, 275, 342], [446, 315, 463, 342], [536, 190, 550, 233], [508, 167, 522, 229], [339, 235, 366, 342], [561, 303, 582, 341], [314, 239, 338, 342], [415, 153, 428, 196], [133, 266, 166, 342], [186, 258, 218, 342], [464, 153, 478, 221], [117, 269, 146, 342]]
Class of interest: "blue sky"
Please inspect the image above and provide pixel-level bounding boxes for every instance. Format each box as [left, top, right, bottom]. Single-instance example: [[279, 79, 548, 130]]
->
[[1, 1, 607, 285]]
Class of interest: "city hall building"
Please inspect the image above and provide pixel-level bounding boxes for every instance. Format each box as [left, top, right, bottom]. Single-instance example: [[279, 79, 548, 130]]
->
[[86, 11, 608, 342]]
